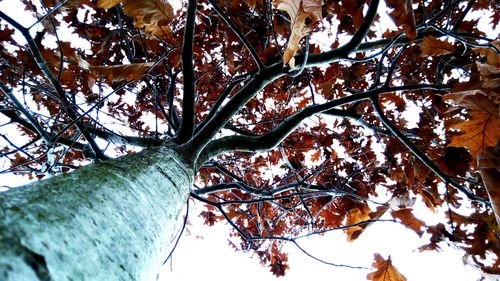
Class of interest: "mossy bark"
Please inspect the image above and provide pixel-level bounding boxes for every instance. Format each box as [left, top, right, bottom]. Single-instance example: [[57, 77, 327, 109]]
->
[[0, 145, 193, 281]]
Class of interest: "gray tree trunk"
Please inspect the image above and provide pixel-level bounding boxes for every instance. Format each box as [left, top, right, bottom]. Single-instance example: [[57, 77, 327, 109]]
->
[[0, 145, 193, 281]]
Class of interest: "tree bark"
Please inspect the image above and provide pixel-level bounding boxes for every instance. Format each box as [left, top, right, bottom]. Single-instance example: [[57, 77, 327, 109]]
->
[[0, 144, 193, 281]]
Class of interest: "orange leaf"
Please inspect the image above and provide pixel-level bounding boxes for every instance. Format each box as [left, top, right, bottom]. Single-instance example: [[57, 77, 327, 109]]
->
[[420, 36, 455, 57], [89, 62, 154, 83], [367, 254, 407, 281], [345, 207, 371, 241], [449, 111, 500, 157], [384, 0, 416, 40], [310, 150, 321, 162], [391, 208, 425, 236], [345, 205, 388, 241], [273, 0, 322, 67], [97, 0, 174, 37], [96, 0, 122, 8]]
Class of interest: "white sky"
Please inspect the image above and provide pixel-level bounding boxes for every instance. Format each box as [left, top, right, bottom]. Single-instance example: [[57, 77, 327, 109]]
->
[[159, 200, 485, 281], [0, 1, 496, 280]]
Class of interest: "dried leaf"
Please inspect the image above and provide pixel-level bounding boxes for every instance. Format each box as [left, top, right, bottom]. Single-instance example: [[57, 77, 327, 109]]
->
[[345, 205, 388, 241], [302, 0, 322, 21], [444, 90, 497, 115], [384, 0, 416, 40], [420, 36, 455, 57], [473, 41, 500, 66], [477, 143, 500, 226], [437, 147, 472, 177], [89, 62, 154, 83], [391, 208, 425, 236], [345, 207, 371, 241], [95, 0, 121, 9], [274, 0, 322, 67], [97, 0, 174, 37], [367, 254, 407, 281], [476, 62, 500, 89], [449, 111, 500, 157]]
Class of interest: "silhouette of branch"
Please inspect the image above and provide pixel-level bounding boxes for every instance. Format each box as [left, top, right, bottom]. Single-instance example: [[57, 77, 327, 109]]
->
[[370, 96, 489, 205], [0, 10, 107, 160]]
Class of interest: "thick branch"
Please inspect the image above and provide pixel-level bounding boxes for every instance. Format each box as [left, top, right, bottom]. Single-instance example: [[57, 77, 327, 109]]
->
[[177, 0, 198, 143], [186, 0, 380, 156], [194, 76, 247, 134], [199, 84, 447, 163]]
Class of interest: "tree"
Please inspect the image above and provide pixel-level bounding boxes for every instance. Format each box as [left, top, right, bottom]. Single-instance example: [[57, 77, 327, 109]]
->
[[0, 0, 498, 280]]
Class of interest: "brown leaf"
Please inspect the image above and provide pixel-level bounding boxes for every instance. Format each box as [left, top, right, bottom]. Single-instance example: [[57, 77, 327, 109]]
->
[[476, 62, 500, 89], [420, 36, 455, 57], [391, 208, 425, 236], [444, 90, 498, 115], [97, 0, 174, 37], [437, 147, 472, 177], [0, 27, 15, 42], [449, 111, 500, 157], [274, 0, 322, 67], [302, 0, 322, 21], [89, 62, 155, 83], [473, 41, 500, 66], [345, 207, 371, 241], [367, 253, 407, 281], [384, 0, 416, 40], [477, 143, 500, 226]]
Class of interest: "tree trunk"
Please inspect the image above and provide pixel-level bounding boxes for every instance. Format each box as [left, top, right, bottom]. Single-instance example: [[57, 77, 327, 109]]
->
[[0, 145, 193, 281]]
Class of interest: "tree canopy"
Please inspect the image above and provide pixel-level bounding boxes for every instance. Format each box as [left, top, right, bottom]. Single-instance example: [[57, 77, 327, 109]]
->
[[0, 0, 499, 278]]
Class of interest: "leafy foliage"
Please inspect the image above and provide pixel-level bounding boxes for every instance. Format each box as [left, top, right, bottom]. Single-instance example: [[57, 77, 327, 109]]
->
[[0, 0, 499, 278]]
